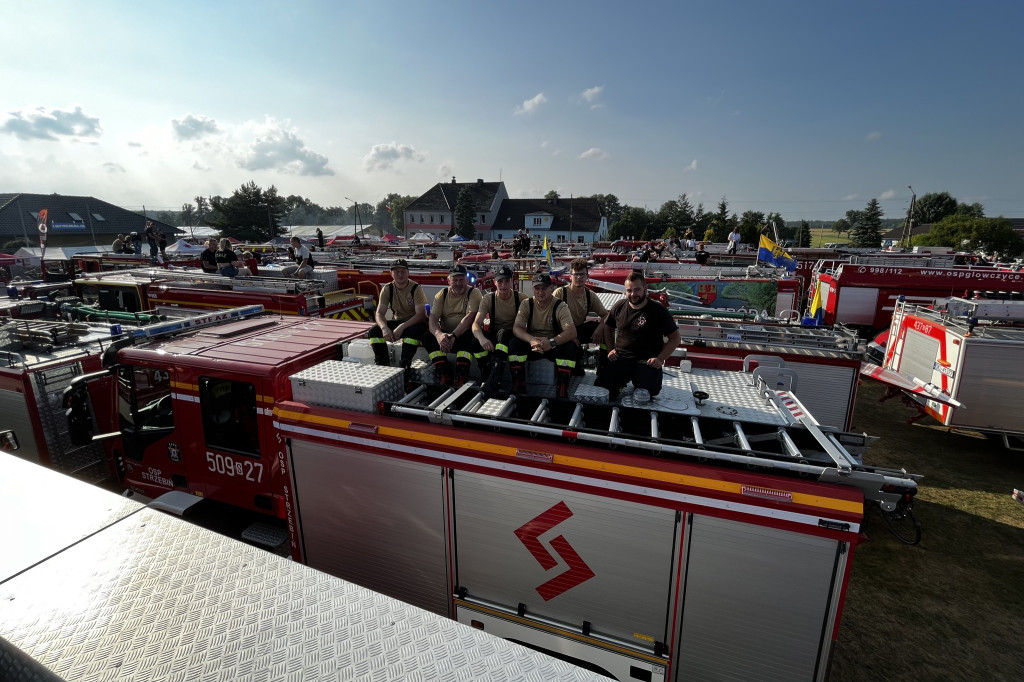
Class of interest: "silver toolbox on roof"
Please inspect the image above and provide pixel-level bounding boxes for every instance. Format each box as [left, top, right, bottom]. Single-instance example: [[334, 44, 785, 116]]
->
[[290, 360, 404, 412]]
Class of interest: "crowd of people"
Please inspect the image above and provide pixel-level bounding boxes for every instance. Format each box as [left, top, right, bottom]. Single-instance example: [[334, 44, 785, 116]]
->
[[369, 257, 680, 402]]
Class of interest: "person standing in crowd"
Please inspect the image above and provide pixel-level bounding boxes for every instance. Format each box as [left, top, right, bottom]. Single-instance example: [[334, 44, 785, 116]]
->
[[216, 238, 241, 277], [200, 238, 219, 274], [282, 236, 314, 278], [553, 258, 609, 374], [131, 232, 142, 255], [144, 221, 158, 260], [368, 259, 428, 383], [316, 227, 325, 249], [422, 264, 481, 387], [507, 272, 577, 398], [596, 272, 681, 401], [695, 242, 710, 265], [111, 234, 124, 254], [158, 228, 168, 258], [472, 265, 521, 395], [727, 226, 741, 254]]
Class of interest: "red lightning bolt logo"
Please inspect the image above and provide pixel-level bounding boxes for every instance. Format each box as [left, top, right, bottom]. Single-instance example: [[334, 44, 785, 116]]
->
[[514, 501, 596, 601]]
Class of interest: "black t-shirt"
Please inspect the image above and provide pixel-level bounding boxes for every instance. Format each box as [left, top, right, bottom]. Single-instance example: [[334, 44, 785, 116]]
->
[[200, 249, 218, 272], [695, 250, 710, 265], [216, 249, 239, 266], [606, 297, 678, 362]]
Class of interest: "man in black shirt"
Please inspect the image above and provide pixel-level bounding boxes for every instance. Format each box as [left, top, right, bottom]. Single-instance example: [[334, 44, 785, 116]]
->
[[200, 238, 218, 273], [596, 271, 681, 400], [695, 242, 710, 265]]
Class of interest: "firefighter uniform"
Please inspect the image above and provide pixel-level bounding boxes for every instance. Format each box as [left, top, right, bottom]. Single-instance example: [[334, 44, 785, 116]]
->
[[422, 266, 482, 387], [506, 279, 577, 397], [367, 278, 428, 370]]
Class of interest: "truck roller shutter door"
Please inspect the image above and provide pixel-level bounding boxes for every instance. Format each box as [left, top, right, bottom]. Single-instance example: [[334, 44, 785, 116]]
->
[[786, 361, 856, 429], [676, 515, 841, 682], [834, 287, 879, 326], [897, 329, 940, 386]]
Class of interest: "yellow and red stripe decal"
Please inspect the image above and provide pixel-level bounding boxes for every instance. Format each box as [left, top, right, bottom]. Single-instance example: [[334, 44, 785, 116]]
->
[[273, 407, 861, 515]]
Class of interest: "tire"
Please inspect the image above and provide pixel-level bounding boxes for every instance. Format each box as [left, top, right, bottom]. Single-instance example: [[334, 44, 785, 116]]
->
[[881, 501, 922, 545]]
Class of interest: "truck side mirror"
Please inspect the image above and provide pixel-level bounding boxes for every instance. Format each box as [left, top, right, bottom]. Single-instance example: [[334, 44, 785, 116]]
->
[[63, 379, 96, 447], [0, 430, 19, 452]]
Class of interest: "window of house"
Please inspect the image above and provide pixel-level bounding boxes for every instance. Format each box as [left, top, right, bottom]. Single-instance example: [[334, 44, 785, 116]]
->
[[533, 217, 542, 226], [68, 212, 83, 221], [496, 234, 502, 240], [430, 215, 434, 223], [480, 214, 486, 224], [578, 235, 585, 244], [92, 213, 106, 221], [420, 215, 424, 223]]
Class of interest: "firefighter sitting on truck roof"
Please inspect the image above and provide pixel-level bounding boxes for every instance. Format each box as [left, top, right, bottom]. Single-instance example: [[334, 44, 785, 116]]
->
[[506, 272, 577, 398], [368, 259, 428, 382], [282, 236, 314, 279], [471, 264, 521, 395], [553, 258, 610, 376], [422, 264, 482, 387], [596, 271, 681, 401]]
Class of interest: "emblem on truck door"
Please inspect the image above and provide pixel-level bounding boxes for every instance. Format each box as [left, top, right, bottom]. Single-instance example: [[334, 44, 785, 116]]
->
[[514, 501, 596, 601]]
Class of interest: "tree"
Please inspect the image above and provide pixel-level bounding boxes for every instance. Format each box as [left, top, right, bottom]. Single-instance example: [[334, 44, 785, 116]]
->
[[208, 181, 287, 242], [375, 193, 416, 234], [738, 210, 766, 244], [676, 193, 695, 231], [455, 187, 477, 239], [181, 202, 195, 240], [913, 191, 958, 224], [955, 202, 985, 218], [544, 190, 560, 201], [849, 199, 883, 247], [797, 220, 812, 247], [590, 194, 623, 226], [708, 197, 733, 242], [609, 206, 653, 241], [832, 218, 850, 235], [915, 215, 1024, 259]]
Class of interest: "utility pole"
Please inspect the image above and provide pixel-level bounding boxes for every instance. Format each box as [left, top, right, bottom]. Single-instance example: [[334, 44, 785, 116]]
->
[[900, 186, 917, 250]]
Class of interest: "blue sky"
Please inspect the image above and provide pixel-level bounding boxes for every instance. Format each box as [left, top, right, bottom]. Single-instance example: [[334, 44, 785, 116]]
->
[[2, 0, 1022, 222]]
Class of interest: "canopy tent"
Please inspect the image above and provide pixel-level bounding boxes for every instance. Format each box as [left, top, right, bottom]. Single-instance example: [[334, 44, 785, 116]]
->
[[408, 232, 435, 243], [164, 239, 206, 254], [449, 235, 468, 241], [382, 233, 402, 243]]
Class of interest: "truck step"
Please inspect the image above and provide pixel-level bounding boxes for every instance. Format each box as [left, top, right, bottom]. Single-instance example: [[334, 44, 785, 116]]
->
[[241, 522, 290, 554]]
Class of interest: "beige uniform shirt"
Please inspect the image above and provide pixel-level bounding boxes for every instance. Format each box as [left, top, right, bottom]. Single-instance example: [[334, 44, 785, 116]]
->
[[515, 297, 574, 337], [432, 287, 482, 333], [379, 280, 427, 322], [479, 291, 521, 331], [553, 285, 608, 327]]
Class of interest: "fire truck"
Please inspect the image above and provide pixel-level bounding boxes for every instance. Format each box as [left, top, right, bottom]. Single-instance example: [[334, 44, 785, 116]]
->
[[60, 311, 919, 681], [806, 255, 1024, 332], [872, 297, 1024, 449], [586, 262, 804, 318], [0, 306, 265, 484], [51, 268, 374, 322]]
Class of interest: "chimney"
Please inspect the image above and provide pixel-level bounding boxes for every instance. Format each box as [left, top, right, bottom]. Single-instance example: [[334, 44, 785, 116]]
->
[[477, 178, 483, 185], [451, 176, 456, 184]]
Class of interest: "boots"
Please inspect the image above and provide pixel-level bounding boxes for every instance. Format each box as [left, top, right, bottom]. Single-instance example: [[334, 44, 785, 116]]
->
[[454, 359, 471, 388], [483, 359, 506, 396], [556, 368, 572, 399], [510, 364, 526, 395], [372, 343, 391, 366], [433, 359, 453, 387]]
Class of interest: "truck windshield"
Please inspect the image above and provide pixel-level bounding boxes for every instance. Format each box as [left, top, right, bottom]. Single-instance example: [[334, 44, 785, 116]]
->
[[199, 377, 260, 458], [117, 366, 174, 431]]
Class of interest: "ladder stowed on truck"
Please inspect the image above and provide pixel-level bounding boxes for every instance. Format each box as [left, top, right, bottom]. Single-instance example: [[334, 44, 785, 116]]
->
[[62, 267, 374, 321], [61, 313, 920, 682]]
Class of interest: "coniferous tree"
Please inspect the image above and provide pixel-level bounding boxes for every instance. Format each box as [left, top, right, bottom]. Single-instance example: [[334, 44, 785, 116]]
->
[[850, 199, 883, 247]]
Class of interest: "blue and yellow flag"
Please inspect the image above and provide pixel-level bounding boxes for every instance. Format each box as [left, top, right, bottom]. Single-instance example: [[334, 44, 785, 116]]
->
[[808, 283, 824, 324], [542, 235, 554, 271], [758, 235, 796, 272]]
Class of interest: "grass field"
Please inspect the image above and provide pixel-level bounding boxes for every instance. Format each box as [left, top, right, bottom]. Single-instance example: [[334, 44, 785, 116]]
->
[[830, 380, 1024, 681]]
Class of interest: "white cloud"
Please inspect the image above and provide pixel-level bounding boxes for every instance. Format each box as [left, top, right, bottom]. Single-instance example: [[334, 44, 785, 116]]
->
[[238, 118, 333, 176], [171, 114, 220, 141], [842, 194, 859, 201], [683, 159, 698, 172], [101, 162, 126, 173], [362, 141, 426, 172], [514, 93, 547, 115], [581, 86, 604, 103], [0, 106, 101, 140], [127, 141, 142, 147], [879, 189, 895, 200], [866, 131, 882, 141], [437, 163, 453, 179], [578, 147, 608, 160], [192, 161, 210, 171]]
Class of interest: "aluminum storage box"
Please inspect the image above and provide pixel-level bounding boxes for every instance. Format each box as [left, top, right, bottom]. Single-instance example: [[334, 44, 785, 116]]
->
[[290, 360, 404, 412]]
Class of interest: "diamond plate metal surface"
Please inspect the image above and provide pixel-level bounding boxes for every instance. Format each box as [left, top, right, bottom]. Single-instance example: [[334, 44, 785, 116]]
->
[[0, 454, 143, 584], [0, 508, 602, 681], [291, 361, 405, 412], [686, 368, 787, 425]]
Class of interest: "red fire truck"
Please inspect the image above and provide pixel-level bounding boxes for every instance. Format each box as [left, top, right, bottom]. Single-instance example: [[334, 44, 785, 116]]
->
[[806, 256, 1024, 332], [60, 312, 918, 681]]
